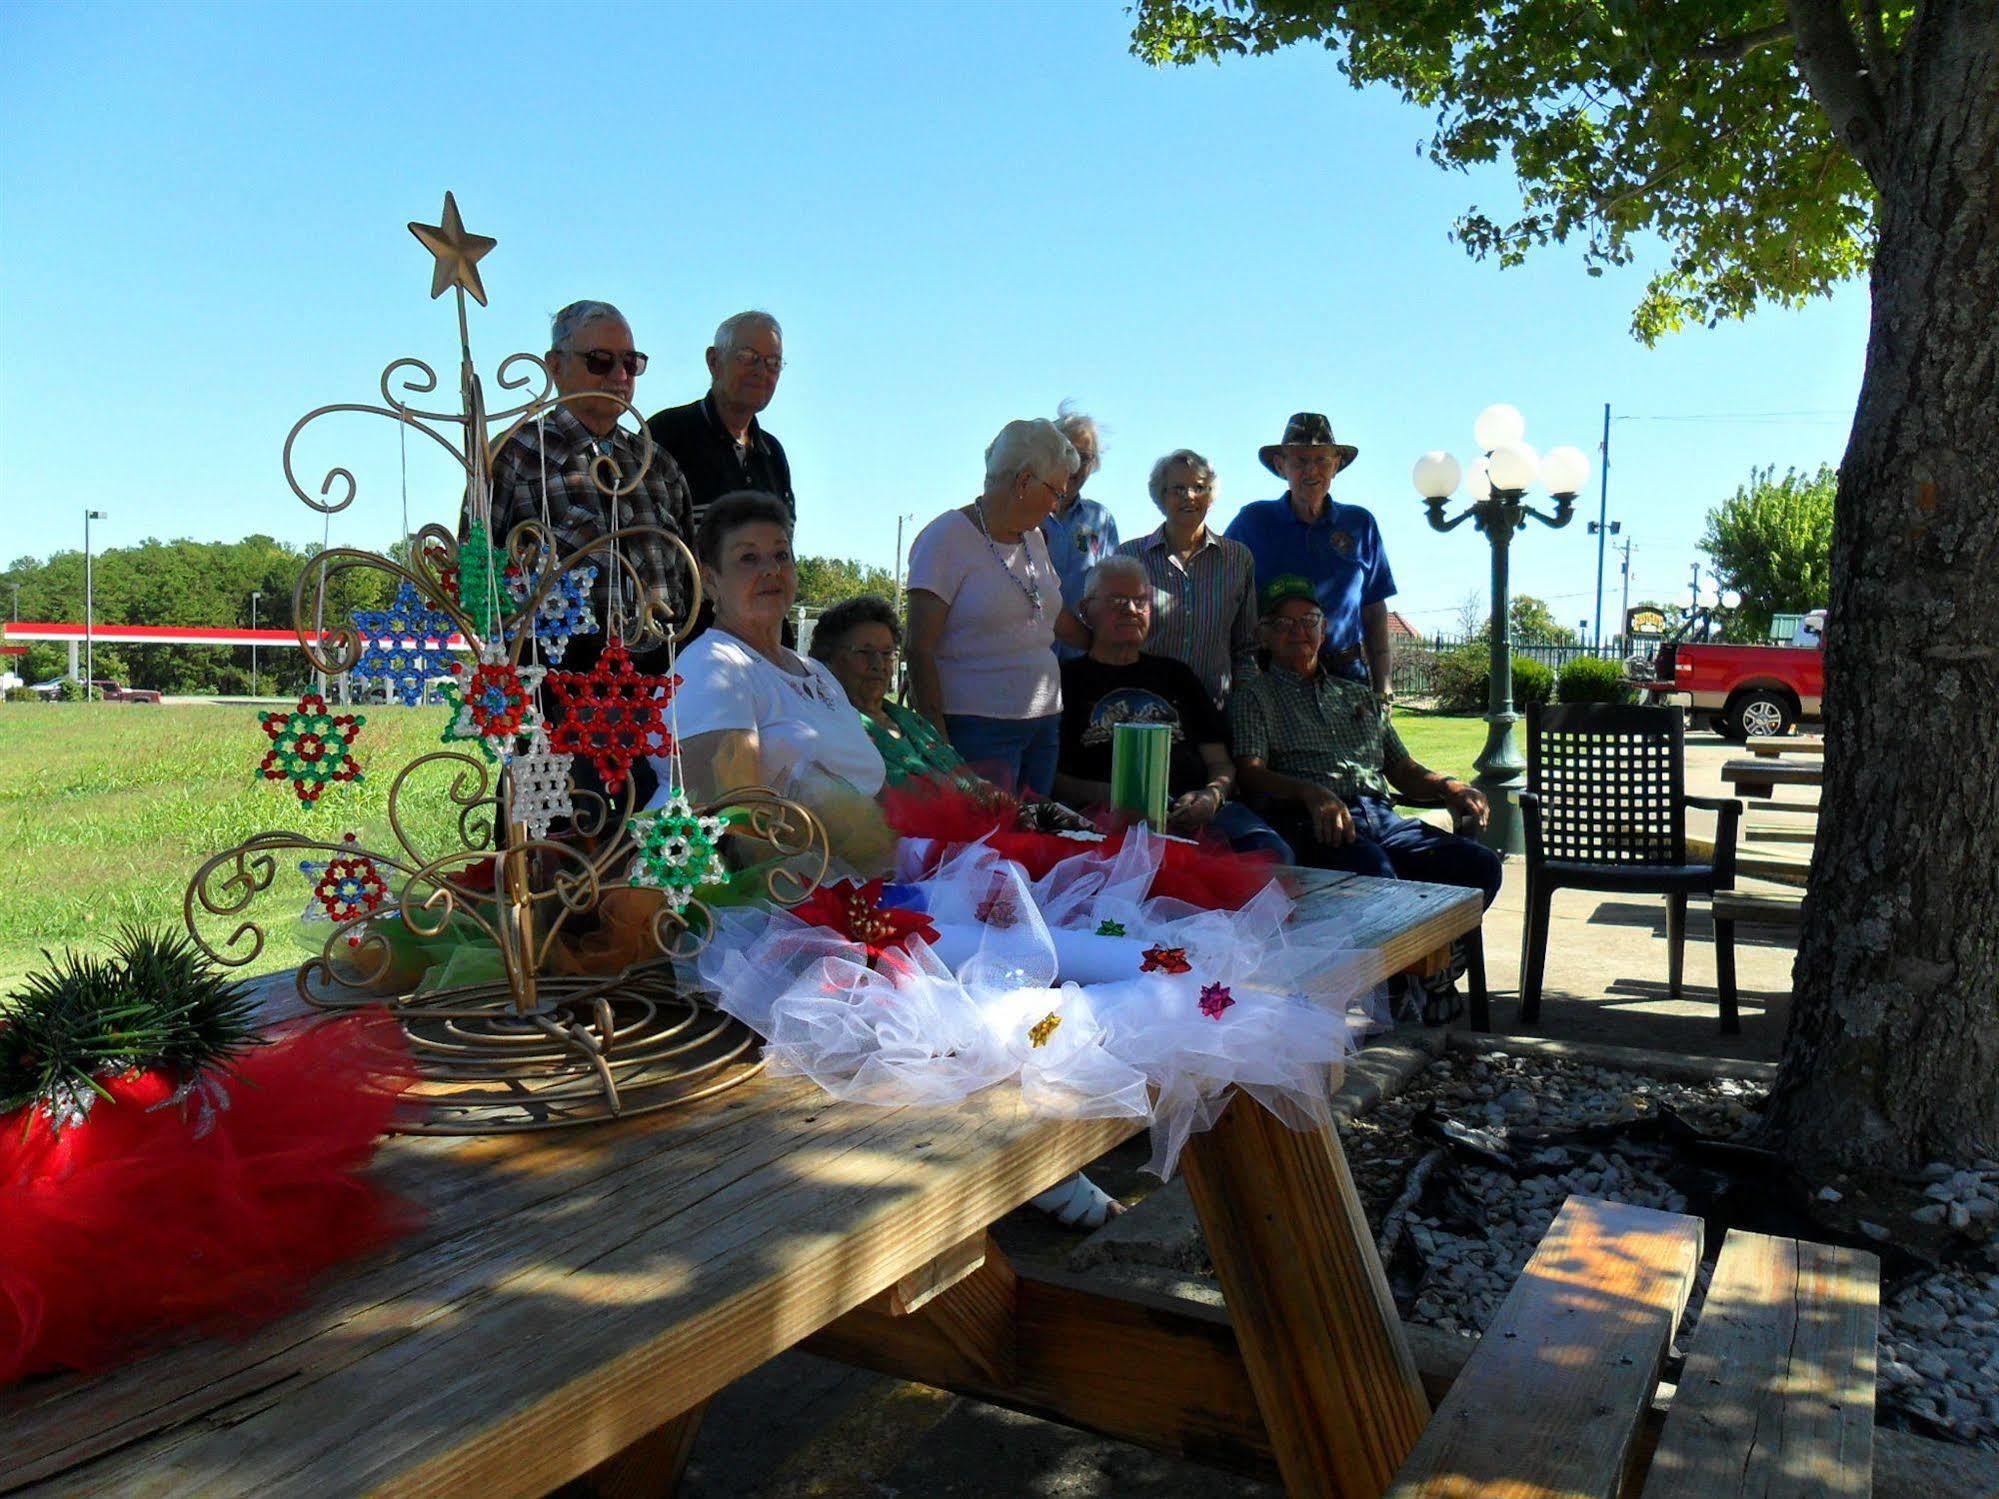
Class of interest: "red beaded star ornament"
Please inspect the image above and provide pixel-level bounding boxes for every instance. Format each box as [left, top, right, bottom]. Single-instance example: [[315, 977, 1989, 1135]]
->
[[1198, 982, 1235, 1020], [441, 652, 545, 764], [544, 640, 677, 792], [313, 832, 390, 925], [1140, 944, 1192, 975], [257, 693, 365, 808]]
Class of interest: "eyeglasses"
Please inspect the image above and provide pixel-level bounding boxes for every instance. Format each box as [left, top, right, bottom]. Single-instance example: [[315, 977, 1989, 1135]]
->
[[729, 349, 786, 375], [1165, 482, 1213, 499], [1270, 612, 1327, 633], [1097, 594, 1151, 613], [1032, 476, 1068, 504], [571, 349, 648, 377], [842, 645, 898, 663]]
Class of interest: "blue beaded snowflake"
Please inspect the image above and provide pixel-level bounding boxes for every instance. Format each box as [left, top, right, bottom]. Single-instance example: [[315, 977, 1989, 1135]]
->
[[351, 582, 458, 706], [509, 563, 599, 664]]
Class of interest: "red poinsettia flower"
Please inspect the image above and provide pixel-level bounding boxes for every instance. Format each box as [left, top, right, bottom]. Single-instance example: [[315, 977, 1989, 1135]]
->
[[1198, 982, 1235, 1020], [1140, 944, 1192, 975], [791, 877, 939, 963]]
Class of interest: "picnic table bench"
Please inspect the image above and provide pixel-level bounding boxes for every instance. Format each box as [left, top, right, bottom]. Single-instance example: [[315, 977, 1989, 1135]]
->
[[1748, 735, 1826, 758], [0, 870, 1482, 1499], [1723, 757, 1824, 800]]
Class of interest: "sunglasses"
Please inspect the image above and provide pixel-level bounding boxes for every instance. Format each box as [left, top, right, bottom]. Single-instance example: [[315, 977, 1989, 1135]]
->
[[571, 349, 648, 377], [729, 349, 786, 375]]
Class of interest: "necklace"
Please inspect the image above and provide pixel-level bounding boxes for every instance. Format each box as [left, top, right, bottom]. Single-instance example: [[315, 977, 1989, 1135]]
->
[[970, 501, 1045, 617]]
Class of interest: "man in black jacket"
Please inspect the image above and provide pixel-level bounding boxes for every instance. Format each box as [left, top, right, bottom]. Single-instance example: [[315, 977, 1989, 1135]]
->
[[646, 310, 795, 535]]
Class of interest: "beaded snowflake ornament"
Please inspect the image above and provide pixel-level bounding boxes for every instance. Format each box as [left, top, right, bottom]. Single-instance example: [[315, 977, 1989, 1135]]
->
[[506, 727, 575, 840], [257, 694, 365, 808], [545, 640, 676, 793], [508, 562, 599, 665], [627, 793, 729, 912], [350, 582, 458, 706], [441, 649, 545, 764]]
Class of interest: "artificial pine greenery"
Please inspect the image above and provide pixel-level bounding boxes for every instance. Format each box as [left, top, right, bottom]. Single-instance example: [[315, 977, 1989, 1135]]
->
[[0, 926, 263, 1116]]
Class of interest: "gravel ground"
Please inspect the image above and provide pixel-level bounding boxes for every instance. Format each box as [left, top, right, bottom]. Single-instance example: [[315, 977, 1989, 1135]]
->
[[1336, 1049, 1999, 1451]]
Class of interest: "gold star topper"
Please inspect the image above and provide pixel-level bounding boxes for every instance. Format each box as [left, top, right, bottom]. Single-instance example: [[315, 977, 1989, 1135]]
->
[[407, 192, 496, 306]]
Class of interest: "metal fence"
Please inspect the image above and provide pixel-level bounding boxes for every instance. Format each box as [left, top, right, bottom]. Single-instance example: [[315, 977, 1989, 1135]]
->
[[1391, 634, 1630, 699]]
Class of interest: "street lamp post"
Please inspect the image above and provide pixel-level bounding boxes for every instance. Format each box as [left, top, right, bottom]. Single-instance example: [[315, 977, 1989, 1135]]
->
[[250, 590, 263, 698], [1413, 405, 1592, 856], [84, 509, 107, 696]]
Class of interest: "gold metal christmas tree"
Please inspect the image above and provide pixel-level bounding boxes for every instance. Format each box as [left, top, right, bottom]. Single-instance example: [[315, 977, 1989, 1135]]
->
[[184, 194, 826, 1132]]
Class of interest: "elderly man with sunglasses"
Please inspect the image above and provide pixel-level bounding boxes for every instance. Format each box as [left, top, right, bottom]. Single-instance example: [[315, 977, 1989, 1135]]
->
[[1231, 577, 1500, 906], [647, 310, 795, 536], [482, 298, 695, 809]]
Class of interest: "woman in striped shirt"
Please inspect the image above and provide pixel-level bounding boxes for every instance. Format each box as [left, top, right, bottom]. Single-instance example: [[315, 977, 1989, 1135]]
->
[[1117, 449, 1259, 709]]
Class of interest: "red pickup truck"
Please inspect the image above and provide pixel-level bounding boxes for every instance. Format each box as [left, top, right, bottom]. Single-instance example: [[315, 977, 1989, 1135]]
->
[[1638, 611, 1824, 741]]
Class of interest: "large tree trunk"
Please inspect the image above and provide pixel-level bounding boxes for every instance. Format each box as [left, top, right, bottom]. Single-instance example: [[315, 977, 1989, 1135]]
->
[[1767, 1, 1999, 1171]]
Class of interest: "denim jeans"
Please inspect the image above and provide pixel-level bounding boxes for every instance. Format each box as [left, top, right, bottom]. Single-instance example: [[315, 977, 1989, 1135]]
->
[[1210, 800, 1296, 862], [944, 712, 1063, 799], [1271, 794, 1503, 907]]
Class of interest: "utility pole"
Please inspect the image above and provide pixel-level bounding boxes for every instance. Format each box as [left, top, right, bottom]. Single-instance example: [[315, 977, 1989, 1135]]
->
[[892, 512, 914, 616], [1618, 537, 1635, 645], [84, 509, 107, 693], [1689, 561, 1702, 613], [1590, 402, 1611, 646]]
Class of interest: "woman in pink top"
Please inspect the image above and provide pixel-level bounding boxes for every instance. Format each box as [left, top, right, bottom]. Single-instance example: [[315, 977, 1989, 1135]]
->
[[905, 419, 1091, 797]]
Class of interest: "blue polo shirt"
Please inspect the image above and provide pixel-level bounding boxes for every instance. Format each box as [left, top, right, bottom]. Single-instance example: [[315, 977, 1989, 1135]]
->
[[1040, 496, 1120, 659], [1224, 495, 1396, 679]]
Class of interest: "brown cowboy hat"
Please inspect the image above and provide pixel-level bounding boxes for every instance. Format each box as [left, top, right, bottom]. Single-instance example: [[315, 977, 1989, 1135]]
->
[[1258, 412, 1359, 478]]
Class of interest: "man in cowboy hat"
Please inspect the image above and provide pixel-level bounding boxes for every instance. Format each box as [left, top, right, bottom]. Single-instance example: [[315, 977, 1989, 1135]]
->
[[1224, 412, 1396, 696]]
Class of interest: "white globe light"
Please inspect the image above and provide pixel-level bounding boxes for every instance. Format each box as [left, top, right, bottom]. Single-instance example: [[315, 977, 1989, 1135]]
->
[[1473, 403, 1526, 452], [1411, 451, 1462, 500], [1698, 584, 1721, 607], [1486, 441, 1541, 493], [1540, 444, 1591, 497], [1721, 588, 1744, 609], [1464, 455, 1492, 500]]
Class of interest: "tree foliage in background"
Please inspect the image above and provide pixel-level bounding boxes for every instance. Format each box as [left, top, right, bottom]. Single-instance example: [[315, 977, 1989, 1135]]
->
[[1700, 464, 1835, 639], [1483, 595, 1576, 646], [1132, 0, 1888, 343], [2, 537, 396, 693], [1133, 0, 1999, 1174], [794, 556, 897, 613]]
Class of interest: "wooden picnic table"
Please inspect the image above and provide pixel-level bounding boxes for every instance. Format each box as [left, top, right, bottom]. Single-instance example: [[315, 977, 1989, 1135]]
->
[[0, 869, 1481, 1499], [1722, 756, 1823, 800]]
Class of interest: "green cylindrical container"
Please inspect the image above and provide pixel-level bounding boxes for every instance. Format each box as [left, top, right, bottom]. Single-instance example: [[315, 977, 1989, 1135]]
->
[[1110, 721, 1172, 828]]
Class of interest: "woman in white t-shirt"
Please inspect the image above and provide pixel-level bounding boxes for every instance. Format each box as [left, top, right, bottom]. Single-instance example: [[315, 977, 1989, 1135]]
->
[[653, 491, 891, 867], [905, 419, 1091, 798]]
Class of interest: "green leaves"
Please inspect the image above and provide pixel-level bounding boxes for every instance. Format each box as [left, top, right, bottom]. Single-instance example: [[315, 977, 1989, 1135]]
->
[[1130, 0, 1892, 341], [1699, 463, 1835, 638]]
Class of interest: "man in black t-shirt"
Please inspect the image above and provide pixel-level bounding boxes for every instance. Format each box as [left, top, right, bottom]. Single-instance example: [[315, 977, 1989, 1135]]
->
[[1055, 556, 1293, 860]]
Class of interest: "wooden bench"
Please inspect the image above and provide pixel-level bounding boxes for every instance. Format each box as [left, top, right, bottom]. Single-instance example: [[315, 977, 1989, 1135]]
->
[[1713, 890, 1805, 927], [1723, 758, 1823, 800], [1748, 736, 1825, 758], [1640, 1228, 1878, 1498], [1386, 1196, 1704, 1497]]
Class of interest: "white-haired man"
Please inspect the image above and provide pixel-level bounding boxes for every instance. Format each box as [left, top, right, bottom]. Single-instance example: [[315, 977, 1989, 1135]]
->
[[1053, 556, 1291, 860], [483, 299, 694, 811], [647, 310, 794, 534]]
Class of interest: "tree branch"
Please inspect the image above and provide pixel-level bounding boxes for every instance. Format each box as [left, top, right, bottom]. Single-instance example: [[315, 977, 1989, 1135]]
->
[[1861, 0, 1889, 80], [1787, 0, 1888, 183], [1688, 20, 1794, 62]]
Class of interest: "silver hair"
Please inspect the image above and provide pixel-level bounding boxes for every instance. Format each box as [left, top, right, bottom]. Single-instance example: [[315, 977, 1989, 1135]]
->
[[1147, 448, 1218, 510], [714, 309, 783, 354], [1054, 401, 1102, 477], [550, 300, 628, 352], [1081, 553, 1153, 604], [983, 418, 1078, 492]]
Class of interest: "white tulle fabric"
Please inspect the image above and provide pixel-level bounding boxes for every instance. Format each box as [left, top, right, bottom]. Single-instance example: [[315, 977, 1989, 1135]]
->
[[696, 827, 1381, 1177]]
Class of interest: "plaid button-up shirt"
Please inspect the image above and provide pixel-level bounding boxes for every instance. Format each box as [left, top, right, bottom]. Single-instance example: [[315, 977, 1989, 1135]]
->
[[1228, 664, 1408, 802], [484, 404, 695, 625]]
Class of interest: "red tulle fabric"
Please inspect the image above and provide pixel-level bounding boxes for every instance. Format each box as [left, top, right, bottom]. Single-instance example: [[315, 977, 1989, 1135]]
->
[[881, 781, 1280, 910], [0, 1010, 417, 1385]]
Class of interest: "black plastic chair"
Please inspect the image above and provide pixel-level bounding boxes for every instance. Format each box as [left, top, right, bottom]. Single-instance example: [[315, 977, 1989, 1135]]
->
[[1518, 704, 1743, 1032]]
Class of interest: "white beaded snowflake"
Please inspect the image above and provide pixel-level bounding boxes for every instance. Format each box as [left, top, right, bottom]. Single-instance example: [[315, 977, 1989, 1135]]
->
[[507, 727, 575, 840]]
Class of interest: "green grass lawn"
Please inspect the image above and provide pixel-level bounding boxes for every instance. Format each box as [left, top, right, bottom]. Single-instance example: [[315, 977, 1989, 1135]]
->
[[0, 703, 470, 989], [1388, 707, 1487, 786], [0, 702, 1497, 991]]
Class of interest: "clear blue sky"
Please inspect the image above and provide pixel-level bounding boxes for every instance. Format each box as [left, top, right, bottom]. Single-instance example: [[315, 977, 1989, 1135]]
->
[[1, 0, 1865, 636]]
